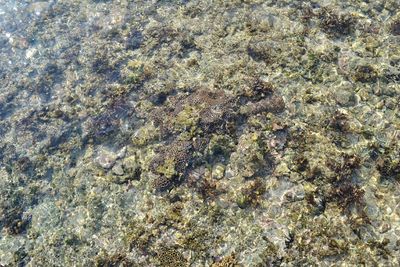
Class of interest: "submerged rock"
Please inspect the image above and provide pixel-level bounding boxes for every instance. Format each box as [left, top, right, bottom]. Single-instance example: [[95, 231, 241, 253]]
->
[[27, 2, 51, 16], [96, 149, 118, 169], [111, 161, 124, 176]]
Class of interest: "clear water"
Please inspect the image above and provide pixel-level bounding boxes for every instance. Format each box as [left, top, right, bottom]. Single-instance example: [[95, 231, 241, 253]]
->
[[1, 1, 400, 266]]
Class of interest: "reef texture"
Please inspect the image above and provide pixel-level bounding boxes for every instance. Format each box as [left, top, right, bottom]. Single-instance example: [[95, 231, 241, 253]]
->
[[0, 0, 400, 266]]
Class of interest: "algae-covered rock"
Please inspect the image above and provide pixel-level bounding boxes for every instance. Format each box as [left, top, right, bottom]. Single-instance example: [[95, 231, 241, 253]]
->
[[352, 64, 379, 83], [211, 254, 239, 267], [230, 132, 273, 178]]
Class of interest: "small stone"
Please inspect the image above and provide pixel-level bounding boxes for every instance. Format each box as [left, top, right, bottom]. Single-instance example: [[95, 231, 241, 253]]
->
[[26, 48, 37, 59], [236, 194, 251, 209], [212, 164, 225, 180], [379, 223, 391, 234], [123, 154, 139, 171], [334, 88, 356, 107], [96, 149, 117, 169], [27, 2, 51, 16], [390, 19, 400, 36], [9, 36, 29, 49], [112, 162, 124, 176], [123, 154, 142, 180], [116, 146, 127, 159]]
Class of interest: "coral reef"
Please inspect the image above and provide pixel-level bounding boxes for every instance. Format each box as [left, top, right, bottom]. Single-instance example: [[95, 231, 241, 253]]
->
[[157, 247, 187, 267]]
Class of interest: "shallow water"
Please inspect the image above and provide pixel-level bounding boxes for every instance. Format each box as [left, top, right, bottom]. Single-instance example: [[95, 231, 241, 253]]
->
[[0, 0, 400, 266]]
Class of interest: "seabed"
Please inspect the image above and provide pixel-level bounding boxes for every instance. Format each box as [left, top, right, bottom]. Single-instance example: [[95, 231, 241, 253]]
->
[[0, 0, 400, 266]]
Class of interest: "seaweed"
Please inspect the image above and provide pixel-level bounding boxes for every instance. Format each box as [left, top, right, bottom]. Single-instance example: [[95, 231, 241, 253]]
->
[[150, 140, 193, 176], [318, 8, 356, 37], [149, 91, 168, 106], [329, 110, 350, 132], [236, 178, 266, 209], [376, 149, 400, 181], [389, 19, 400, 35], [352, 65, 378, 83], [1, 207, 31, 235], [86, 98, 132, 143], [196, 176, 220, 201], [243, 78, 275, 102], [126, 30, 143, 50], [328, 181, 365, 213]]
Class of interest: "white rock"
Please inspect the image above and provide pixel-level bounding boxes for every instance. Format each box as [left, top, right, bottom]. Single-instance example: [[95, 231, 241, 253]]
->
[[112, 162, 124, 176], [26, 48, 37, 59], [96, 149, 117, 169], [116, 146, 127, 159], [27, 2, 50, 16]]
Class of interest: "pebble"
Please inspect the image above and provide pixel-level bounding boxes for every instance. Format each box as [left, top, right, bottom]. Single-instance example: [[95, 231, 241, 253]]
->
[[116, 146, 127, 159], [96, 147, 127, 169], [112, 162, 124, 176], [334, 88, 356, 107], [27, 2, 51, 16], [96, 149, 117, 169], [26, 48, 37, 59], [212, 163, 225, 180], [9, 36, 29, 49]]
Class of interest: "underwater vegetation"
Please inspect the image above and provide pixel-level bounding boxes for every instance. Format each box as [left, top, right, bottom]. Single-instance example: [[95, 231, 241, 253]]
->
[[0, 0, 400, 266], [317, 7, 356, 37]]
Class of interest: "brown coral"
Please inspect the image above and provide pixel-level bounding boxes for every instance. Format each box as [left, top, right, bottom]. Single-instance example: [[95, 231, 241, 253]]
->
[[152, 175, 174, 191], [147, 83, 285, 192], [150, 140, 193, 176], [211, 254, 239, 267], [157, 247, 187, 267], [152, 88, 236, 136], [94, 252, 136, 267]]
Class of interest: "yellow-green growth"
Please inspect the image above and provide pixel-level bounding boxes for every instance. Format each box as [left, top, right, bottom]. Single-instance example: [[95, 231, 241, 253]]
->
[[156, 158, 176, 178], [125, 60, 145, 84], [174, 106, 200, 132]]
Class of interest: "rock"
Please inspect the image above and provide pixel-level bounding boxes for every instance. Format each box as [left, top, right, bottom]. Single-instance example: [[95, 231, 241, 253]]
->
[[212, 163, 225, 180], [96, 149, 117, 169], [123, 154, 138, 171], [26, 48, 37, 59], [116, 146, 127, 159], [27, 2, 51, 16], [122, 154, 141, 180], [112, 162, 124, 176], [333, 88, 356, 107]]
